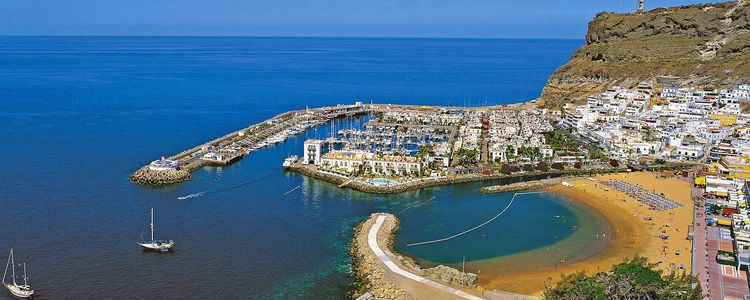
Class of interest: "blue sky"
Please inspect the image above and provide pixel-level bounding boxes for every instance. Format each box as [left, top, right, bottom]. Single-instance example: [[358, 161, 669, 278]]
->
[[0, 0, 715, 38]]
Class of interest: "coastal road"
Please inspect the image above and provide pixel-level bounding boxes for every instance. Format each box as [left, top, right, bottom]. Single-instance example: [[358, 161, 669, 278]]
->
[[368, 215, 484, 300]]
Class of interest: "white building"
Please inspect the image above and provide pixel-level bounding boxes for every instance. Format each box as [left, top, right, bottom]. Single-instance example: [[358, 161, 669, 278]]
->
[[303, 139, 323, 165]]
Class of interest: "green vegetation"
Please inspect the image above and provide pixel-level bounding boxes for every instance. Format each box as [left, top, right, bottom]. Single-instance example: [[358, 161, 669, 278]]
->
[[416, 144, 433, 158], [544, 129, 580, 151], [454, 148, 479, 165], [542, 256, 702, 300], [586, 143, 609, 161]]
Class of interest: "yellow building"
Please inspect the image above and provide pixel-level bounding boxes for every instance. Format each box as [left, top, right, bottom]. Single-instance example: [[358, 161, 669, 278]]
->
[[709, 113, 738, 126], [720, 156, 750, 180]]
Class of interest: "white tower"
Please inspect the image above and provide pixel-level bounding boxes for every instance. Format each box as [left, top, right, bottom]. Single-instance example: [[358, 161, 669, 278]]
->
[[303, 139, 323, 165]]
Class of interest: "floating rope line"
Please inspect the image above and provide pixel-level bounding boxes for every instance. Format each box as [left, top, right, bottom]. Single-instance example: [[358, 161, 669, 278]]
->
[[406, 191, 547, 247]]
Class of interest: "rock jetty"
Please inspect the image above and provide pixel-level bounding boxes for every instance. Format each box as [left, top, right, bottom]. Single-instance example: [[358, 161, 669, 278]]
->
[[129, 166, 192, 185], [350, 213, 477, 300], [480, 177, 569, 194]]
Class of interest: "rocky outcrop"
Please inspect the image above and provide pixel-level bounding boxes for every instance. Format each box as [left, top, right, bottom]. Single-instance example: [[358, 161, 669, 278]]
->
[[540, 1, 750, 108]]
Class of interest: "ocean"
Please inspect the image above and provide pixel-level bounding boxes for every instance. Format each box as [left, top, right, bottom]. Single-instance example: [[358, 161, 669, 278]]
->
[[0, 36, 586, 298]]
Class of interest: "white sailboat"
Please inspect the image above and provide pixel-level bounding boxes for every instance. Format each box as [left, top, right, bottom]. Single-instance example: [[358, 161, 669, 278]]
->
[[3, 249, 34, 298], [138, 208, 175, 253]]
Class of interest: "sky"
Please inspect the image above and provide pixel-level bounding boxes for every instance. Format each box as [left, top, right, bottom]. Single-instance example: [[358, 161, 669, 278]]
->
[[0, 0, 717, 38]]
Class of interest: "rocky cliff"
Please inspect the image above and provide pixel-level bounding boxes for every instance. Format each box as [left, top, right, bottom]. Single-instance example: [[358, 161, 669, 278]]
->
[[540, 1, 750, 108]]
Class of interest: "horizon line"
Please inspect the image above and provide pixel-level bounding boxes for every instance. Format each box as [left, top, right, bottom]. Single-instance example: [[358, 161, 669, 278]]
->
[[0, 34, 585, 41]]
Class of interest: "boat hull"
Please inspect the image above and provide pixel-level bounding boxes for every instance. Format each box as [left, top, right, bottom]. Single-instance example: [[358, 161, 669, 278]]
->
[[5, 284, 33, 298], [138, 241, 175, 253]]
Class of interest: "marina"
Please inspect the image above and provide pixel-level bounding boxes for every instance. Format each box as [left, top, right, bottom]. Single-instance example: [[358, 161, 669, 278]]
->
[[130, 103, 369, 185]]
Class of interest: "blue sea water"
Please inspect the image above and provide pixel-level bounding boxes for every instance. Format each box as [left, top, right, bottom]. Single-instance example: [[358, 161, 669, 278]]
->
[[0, 36, 585, 298]]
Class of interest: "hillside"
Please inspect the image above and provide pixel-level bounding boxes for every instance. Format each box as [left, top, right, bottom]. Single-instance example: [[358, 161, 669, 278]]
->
[[540, 1, 750, 108]]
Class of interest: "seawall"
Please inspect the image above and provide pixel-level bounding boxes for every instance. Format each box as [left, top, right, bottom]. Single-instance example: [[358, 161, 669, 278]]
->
[[294, 165, 625, 195], [350, 213, 479, 299]]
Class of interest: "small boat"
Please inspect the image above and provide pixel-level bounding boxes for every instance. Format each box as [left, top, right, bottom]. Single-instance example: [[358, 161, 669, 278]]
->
[[3, 249, 34, 298], [138, 208, 175, 253], [282, 155, 298, 168]]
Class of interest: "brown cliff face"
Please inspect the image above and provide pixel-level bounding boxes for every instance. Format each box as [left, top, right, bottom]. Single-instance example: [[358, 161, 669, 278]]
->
[[540, 1, 750, 108]]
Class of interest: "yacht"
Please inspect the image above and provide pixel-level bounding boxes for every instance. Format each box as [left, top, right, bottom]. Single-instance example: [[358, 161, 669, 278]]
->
[[138, 208, 175, 253], [3, 249, 34, 298], [282, 155, 298, 168]]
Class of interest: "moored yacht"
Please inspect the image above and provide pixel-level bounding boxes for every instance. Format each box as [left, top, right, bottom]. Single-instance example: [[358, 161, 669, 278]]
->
[[138, 208, 175, 253]]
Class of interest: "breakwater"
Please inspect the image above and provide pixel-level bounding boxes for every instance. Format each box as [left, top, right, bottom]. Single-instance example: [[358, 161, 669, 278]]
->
[[350, 213, 478, 300], [293, 164, 625, 195], [130, 103, 367, 186]]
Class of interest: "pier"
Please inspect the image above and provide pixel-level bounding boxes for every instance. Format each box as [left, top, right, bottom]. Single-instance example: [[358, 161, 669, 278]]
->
[[130, 102, 368, 185]]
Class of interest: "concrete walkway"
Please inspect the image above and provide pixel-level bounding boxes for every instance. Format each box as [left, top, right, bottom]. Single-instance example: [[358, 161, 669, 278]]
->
[[368, 215, 484, 300]]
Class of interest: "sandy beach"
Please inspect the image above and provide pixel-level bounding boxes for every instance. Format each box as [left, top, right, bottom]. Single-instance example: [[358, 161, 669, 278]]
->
[[478, 172, 695, 296]]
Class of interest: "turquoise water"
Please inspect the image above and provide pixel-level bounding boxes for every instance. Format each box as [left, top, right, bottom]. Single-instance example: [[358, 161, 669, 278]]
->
[[0, 36, 586, 298], [395, 191, 582, 263]]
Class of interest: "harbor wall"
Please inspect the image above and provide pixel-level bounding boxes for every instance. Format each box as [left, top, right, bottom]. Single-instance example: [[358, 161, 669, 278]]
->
[[350, 213, 478, 299], [293, 165, 625, 195]]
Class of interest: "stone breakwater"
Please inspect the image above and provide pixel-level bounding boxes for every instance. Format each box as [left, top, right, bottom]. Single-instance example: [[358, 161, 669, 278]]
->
[[294, 165, 624, 195], [129, 166, 192, 185], [350, 213, 477, 300], [480, 177, 571, 194], [129, 159, 211, 185]]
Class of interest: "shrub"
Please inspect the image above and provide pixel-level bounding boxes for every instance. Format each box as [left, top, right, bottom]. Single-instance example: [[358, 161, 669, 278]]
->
[[536, 162, 549, 171], [500, 163, 512, 175], [574, 161, 582, 169], [609, 159, 620, 168], [551, 162, 565, 170], [542, 256, 701, 300], [521, 164, 534, 172]]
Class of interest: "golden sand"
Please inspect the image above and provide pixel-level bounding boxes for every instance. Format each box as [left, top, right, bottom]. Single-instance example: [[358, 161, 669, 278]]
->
[[479, 172, 694, 296]]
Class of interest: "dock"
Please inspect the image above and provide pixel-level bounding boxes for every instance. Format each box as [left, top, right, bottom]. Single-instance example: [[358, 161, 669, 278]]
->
[[130, 103, 369, 185]]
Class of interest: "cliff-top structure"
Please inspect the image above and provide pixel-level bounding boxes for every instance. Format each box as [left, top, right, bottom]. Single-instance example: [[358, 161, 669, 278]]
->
[[541, 0, 750, 108]]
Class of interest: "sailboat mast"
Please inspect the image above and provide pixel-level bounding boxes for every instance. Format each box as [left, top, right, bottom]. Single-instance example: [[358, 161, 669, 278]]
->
[[3, 249, 10, 284], [10, 249, 16, 285], [150, 208, 155, 242], [22, 263, 27, 286]]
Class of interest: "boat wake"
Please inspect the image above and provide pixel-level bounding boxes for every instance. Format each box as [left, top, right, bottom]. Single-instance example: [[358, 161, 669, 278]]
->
[[284, 185, 302, 196], [400, 196, 436, 213], [177, 172, 273, 200], [177, 192, 205, 200]]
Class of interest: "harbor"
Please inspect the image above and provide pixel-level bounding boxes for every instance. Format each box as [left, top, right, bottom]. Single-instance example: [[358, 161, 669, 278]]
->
[[129, 102, 368, 185]]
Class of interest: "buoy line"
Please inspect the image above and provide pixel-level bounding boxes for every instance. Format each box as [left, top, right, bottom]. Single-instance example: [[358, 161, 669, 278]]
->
[[406, 191, 547, 247]]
